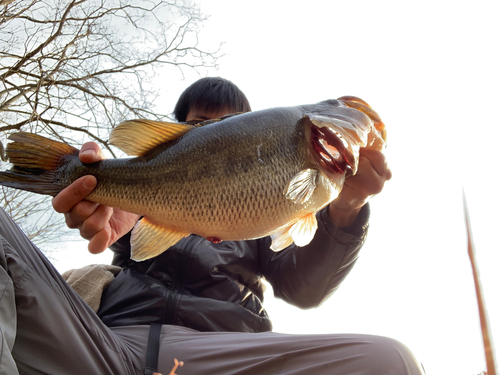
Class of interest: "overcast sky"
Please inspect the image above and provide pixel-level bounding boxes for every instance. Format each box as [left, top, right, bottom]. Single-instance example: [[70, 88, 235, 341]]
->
[[51, 1, 500, 374]]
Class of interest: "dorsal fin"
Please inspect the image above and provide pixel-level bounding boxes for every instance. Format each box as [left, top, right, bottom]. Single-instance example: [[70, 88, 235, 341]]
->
[[194, 112, 244, 126], [109, 119, 195, 156]]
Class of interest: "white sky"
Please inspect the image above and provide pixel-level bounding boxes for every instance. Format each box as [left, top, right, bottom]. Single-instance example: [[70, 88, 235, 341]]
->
[[50, 1, 500, 374]]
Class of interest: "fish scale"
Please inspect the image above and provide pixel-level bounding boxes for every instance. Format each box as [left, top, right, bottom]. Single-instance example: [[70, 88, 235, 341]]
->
[[0, 97, 386, 260]]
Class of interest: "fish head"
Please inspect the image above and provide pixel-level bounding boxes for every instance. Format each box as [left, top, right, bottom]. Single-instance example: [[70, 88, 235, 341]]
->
[[302, 98, 386, 178]]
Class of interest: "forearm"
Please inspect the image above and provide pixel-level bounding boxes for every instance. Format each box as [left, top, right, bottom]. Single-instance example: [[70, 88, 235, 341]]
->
[[327, 202, 362, 229], [262, 204, 370, 308]]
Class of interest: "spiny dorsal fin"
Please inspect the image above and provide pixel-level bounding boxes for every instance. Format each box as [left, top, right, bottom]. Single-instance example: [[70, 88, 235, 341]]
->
[[284, 168, 318, 204], [193, 112, 245, 126], [130, 217, 189, 261], [109, 119, 195, 156]]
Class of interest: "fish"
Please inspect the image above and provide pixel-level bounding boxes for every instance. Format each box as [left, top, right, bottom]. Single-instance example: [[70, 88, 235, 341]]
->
[[0, 96, 386, 261]]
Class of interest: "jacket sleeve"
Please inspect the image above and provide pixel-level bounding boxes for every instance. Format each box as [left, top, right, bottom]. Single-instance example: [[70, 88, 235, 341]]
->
[[259, 203, 370, 309], [108, 230, 132, 267]]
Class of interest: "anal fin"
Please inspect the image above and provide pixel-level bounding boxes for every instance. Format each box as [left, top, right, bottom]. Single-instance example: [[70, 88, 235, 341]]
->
[[130, 217, 189, 261]]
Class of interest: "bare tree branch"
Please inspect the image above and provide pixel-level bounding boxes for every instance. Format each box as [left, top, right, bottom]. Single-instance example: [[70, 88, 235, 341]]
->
[[0, 0, 221, 247]]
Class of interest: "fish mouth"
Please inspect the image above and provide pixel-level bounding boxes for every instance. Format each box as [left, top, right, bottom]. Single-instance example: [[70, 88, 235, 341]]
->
[[310, 124, 354, 174], [338, 96, 387, 142]]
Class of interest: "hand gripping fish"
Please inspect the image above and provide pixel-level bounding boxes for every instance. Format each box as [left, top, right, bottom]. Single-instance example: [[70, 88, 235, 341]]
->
[[0, 96, 386, 261]]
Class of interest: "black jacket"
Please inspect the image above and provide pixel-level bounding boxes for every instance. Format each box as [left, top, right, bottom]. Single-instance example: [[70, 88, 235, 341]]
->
[[97, 205, 369, 332]]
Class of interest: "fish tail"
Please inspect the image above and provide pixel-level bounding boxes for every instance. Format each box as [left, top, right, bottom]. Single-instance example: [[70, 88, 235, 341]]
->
[[0, 132, 79, 196]]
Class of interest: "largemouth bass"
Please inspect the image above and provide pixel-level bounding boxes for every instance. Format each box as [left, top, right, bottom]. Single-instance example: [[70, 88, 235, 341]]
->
[[0, 96, 386, 261]]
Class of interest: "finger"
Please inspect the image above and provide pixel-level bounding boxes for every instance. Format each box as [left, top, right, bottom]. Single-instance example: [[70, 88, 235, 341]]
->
[[358, 149, 392, 180], [79, 142, 104, 164], [52, 175, 97, 213], [79, 205, 114, 241], [345, 161, 385, 196], [344, 154, 388, 196], [64, 200, 101, 229], [88, 226, 112, 254]]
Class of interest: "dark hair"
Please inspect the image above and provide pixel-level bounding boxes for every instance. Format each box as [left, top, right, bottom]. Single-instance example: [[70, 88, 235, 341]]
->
[[173, 77, 251, 122]]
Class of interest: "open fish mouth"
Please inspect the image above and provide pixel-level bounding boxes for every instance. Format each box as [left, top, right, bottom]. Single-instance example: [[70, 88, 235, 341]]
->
[[310, 124, 354, 174], [305, 96, 386, 178]]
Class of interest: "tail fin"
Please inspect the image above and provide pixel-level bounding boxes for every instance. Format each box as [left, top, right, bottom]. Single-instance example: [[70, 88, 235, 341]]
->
[[0, 132, 79, 196]]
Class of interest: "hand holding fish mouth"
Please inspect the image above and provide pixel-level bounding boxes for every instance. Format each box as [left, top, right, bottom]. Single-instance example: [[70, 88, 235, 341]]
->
[[52, 142, 140, 254], [328, 148, 392, 228]]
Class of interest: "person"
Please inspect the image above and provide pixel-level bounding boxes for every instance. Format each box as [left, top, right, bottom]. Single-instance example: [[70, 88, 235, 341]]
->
[[0, 77, 423, 374]]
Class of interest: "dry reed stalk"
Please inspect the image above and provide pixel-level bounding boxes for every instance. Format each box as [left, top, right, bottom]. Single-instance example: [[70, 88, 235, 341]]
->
[[463, 191, 497, 375]]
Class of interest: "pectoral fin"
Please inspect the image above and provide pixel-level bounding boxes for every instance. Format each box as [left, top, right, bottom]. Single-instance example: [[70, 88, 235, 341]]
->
[[284, 168, 318, 204], [270, 213, 318, 251], [130, 217, 189, 261], [110, 119, 195, 156]]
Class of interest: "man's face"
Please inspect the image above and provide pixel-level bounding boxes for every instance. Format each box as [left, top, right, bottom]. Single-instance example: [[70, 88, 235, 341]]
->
[[185, 107, 231, 123]]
